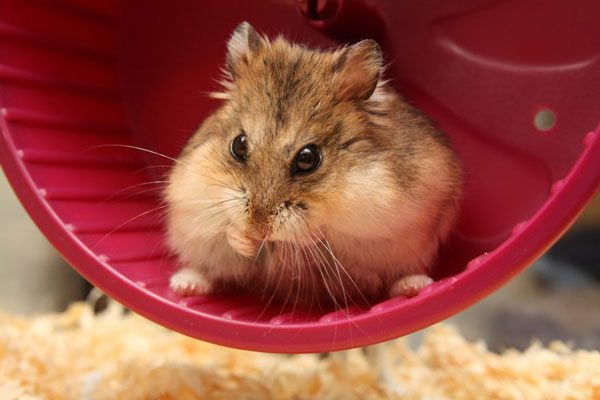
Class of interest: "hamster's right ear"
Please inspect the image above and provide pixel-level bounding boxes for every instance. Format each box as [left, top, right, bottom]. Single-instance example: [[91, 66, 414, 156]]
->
[[227, 22, 264, 79], [334, 39, 383, 102]]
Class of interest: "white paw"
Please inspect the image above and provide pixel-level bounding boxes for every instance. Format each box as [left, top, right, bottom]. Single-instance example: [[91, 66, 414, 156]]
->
[[389, 274, 433, 298], [169, 268, 212, 297]]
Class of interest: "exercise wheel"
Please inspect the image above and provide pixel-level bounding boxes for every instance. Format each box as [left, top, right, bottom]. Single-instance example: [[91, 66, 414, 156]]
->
[[1, 0, 599, 353]]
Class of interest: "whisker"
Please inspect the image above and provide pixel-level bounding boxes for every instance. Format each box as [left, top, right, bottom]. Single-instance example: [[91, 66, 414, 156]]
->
[[287, 222, 313, 319], [293, 218, 343, 308], [309, 232, 351, 310], [313, 226, 371, 307], [292, 217, 369, 344], [111, 186, 168, 202], [309, 226, 370, 340], [300, 241, 327, 315], [307, 228, 356, 344], [88, 144, 242, 194], [95, 196, 241, 249], [256, 244, 287, 321], [182, 200, 246, 226], [258, 276, 282, 321], [88, 144, 181, 164], [91, 204, 170, 250], [300, 231, 341, 310], [187, 201, 244, 229], [290, 239, 302, 320], [128, 164, 173, 179], [278, 242, 295, 315], [250, 236, 267, 270], [103, 180, 170, 202]]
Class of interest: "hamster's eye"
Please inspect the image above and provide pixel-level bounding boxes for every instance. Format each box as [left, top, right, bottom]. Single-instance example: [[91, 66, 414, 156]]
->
[[230, 132, 248, 162], [292, 145, 321, 175]]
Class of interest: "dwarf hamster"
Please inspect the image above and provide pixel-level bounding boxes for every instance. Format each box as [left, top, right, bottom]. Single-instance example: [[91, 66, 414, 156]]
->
[[165, 22, 463, 308]]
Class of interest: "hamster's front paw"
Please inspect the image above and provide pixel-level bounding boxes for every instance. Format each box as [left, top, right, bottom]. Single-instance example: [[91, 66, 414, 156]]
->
[[226, 224, 260, 258], [389, 274, 433, 298], [169, 268, 212, 297]]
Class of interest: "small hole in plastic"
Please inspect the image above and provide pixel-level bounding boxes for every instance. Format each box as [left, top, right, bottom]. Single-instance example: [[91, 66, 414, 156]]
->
[[299, 0, 338, 21], [534, 108, 556, 132], [307, 0, 322, 20]]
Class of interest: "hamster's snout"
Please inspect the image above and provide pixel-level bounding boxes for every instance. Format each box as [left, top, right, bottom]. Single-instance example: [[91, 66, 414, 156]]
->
[[243, 195, 304, 242], [246, 200, 274, 239]]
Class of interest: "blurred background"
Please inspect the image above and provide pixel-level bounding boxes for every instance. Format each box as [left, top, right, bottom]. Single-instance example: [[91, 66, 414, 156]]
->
[[1, 170, 598, 351]]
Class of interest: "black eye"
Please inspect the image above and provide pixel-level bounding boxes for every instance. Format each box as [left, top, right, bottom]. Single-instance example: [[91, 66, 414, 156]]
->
[[230, 132, 248, 162], [292, 144, 321, 175]]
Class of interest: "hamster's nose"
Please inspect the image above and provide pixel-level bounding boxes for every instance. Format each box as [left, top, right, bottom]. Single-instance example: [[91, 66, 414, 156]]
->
[[247, 225, 270, 241], [247, 206, 271, 239]]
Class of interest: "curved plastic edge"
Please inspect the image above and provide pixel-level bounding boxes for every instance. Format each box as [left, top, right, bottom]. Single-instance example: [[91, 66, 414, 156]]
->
[[1, 115, 599, 353]]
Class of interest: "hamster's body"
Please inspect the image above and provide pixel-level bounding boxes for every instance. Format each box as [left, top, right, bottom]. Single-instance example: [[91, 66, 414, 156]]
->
[[166, 23, 463, 307]]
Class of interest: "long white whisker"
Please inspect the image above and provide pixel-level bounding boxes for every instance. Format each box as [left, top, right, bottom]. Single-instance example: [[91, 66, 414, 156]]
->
[[310, 227, 370, 340], [103, 180, 170, 202], [315, 227, 371, 307], [279, 242, 295, 314], [286, 220, 307, 318], [293, 217, 343, 308], [89, 144, 242, 193], [297, 243, 320, 314], [88, 144, 181, 163], [291, 239, 302, 320], [300, 230, 341, 310], [256, 244, 286, 321], [251, 237, 267, 269]]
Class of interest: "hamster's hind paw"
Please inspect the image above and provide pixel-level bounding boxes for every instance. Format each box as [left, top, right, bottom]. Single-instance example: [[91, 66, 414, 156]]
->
[[169, 268, 212, 297], [389, 274, 433, 298]]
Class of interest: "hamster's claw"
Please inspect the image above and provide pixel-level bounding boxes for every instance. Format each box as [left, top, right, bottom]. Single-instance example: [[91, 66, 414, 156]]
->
[[169, 268, 212, 297], [389, 274, 433, 298], [226, 225, 259, 258]]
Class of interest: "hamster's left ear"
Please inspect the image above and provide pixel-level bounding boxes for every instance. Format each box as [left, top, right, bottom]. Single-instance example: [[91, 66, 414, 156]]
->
[[226, 21, 264, 79], [334, 39, 383, 102]]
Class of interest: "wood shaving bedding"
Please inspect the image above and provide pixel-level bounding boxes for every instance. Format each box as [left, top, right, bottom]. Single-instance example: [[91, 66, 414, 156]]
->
[[1, 302, 599, 400]]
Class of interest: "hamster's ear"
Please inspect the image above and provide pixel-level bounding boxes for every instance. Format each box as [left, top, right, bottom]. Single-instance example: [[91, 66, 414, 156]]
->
[[227, 21, 264, 78], [335, 39, 383, 102]]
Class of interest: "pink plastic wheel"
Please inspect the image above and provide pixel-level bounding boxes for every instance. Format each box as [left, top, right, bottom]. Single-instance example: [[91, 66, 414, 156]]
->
[[1, 0, 599, 352]]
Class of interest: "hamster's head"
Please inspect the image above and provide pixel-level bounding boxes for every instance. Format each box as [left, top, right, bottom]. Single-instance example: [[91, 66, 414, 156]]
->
[[167, 22, 404, 254]]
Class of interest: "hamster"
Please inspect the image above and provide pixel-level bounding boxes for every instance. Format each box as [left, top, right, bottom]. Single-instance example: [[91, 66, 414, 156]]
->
[[165, 22, 463, 308]]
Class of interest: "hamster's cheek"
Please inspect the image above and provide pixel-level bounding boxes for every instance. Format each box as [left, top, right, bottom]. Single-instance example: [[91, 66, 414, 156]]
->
[[166, 142, 243, 242], [322, 163, 407, 239]]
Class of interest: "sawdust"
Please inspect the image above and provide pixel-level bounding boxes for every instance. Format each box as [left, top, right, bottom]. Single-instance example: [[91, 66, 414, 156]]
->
[[1, 302, 599, 399]]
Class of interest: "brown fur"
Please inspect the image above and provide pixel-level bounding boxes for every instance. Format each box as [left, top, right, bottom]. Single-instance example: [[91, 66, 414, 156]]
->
[[165, 22, 463, 308]]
